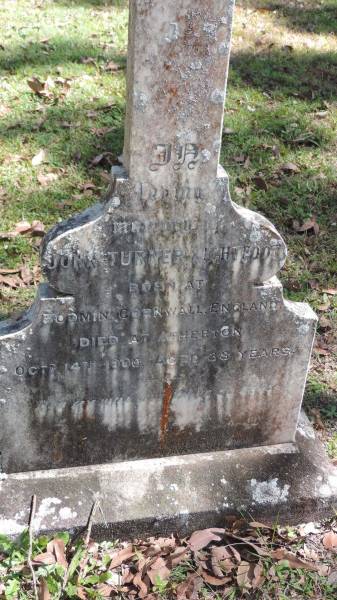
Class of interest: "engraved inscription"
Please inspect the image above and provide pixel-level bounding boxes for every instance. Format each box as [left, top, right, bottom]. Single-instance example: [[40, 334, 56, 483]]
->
[[44, 245, 284, 272], [42, 300, 281, 326], [150, 143, 203, 171], [14, 347, 297, 379]]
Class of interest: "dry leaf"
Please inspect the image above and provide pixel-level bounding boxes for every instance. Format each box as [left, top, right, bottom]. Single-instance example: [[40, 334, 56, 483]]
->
[[91, 126, 114, 137], [252, 562, 265, 588], [322, 288, 337, 296], [47, 538, 68, 569], [322, 531, 337, 550], [32, 149, 47, 166], [38, 579, 51, 600], [211, 546, 235, 575], [110, 545, 134, 569], [147, 557, 170, 585], [133, 572, 148, 598], [0, 274, 24, 288], [89, 152, 115, 167], [0, 268, 20, 275], [96, 584, 114, 597], [271, 548, 318, 570], [105, 60, 121, 72], [293, 217, 319, 235], [252, 176, 268, 191], [76, 587, 87, 600], [199, 567, 230, 586], [20, 265, 33, 285], [281, 162, 300, 173], [249, 521, 274, 530], [28, 76, 46, 95], [81, 56, 96, 65], [176, 573, 203, 600], [3, 153, 24, 164], [315, 346, 330, 356], [33, 551, 56, 565], [31, 220, 45, 236], [319, 316, 331, 329], [37, 172, 58, 186], [189, 528, 225, 552], [237, 561, 254, 589], [317, 303, 330, 312], [328, 571, 337, 584]]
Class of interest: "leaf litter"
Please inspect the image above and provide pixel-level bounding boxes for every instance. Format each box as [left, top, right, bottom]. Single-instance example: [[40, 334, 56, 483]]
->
[[0, 516, 336, 599]]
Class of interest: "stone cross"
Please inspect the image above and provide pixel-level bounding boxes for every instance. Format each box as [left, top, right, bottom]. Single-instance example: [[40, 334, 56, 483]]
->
[[0, 0, 317, 475]]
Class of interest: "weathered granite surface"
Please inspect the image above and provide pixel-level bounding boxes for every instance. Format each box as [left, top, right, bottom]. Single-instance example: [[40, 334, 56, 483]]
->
[[1, 414, 337, 538], [0, 0, 317, 474]]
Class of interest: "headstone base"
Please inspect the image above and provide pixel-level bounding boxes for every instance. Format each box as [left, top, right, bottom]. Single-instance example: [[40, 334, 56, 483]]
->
[[1, 413, 336, 538]]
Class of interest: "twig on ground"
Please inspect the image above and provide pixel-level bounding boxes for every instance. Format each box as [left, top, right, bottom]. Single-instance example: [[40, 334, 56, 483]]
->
[[27, 494, 38, 600], [84, 497, 100, 546], [61, 498, 101, 598]]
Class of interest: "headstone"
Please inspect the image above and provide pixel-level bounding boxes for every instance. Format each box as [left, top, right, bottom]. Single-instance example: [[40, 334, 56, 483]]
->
[[0, 0, 317, 478]]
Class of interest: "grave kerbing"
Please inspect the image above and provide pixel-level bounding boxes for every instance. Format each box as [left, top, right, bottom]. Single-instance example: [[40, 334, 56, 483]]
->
[[0, 0, 336, 536]]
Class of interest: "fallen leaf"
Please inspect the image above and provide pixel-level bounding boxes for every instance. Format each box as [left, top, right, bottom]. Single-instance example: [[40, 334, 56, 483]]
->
[[20, 265, 33, 285], [319, 316, 331, 329], [252, 176, 268, 191], [199, 567, 230, 586], [33, 551, 56, 565], [147, 557, 170, 584], [176, 573, 203, 600], [328, 571, 337, 584], [89, 152, 115, 167], [81, 56, 97, 65], [323, 531, 337, 550], [31, 220, 45, 236], [47, 538, 68, 569], [110, 545, 134, 569], [96, 584, 114, 597], [211, 546, 235, 575], [79, 182, 96, 192], [249, 521, 274, 530], [293, 216, 319, 235], [133, 572, 148, 598], [0, 268, 20, 275], [91, 126, 115, 137], [38, 579, 51, 600], [0, 274, 24, 288], [76, 587, 87, 600], [32, 149, 47, 166], [3, 153, 24, 164], [105, 60, 121, 72], [237, 561, 254, 589], [310, 408, 326, 430], [189, 528, 225, 552], [37, 172, 58, 186], [271, 549, 318, 571], [28, 76, 46, 95], [281, 162, 300, 173], [252, 562, 265, 588], [322, 288, 337, 296], [317, 302, 330, 312], [315, 346, 330, 356]]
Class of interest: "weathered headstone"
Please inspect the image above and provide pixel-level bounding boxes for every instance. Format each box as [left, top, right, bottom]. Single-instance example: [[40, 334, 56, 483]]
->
[[1, 1, 336, 535]]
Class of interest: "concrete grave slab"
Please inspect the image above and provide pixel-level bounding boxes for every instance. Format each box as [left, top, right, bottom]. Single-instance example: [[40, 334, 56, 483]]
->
[[1, 414, 336, 537]]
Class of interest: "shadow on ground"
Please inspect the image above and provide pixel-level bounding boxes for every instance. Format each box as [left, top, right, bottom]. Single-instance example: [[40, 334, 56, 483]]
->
[[0, 39, 127, 72], [238, 0, 337, 35], [231, 48, 337, 100]]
